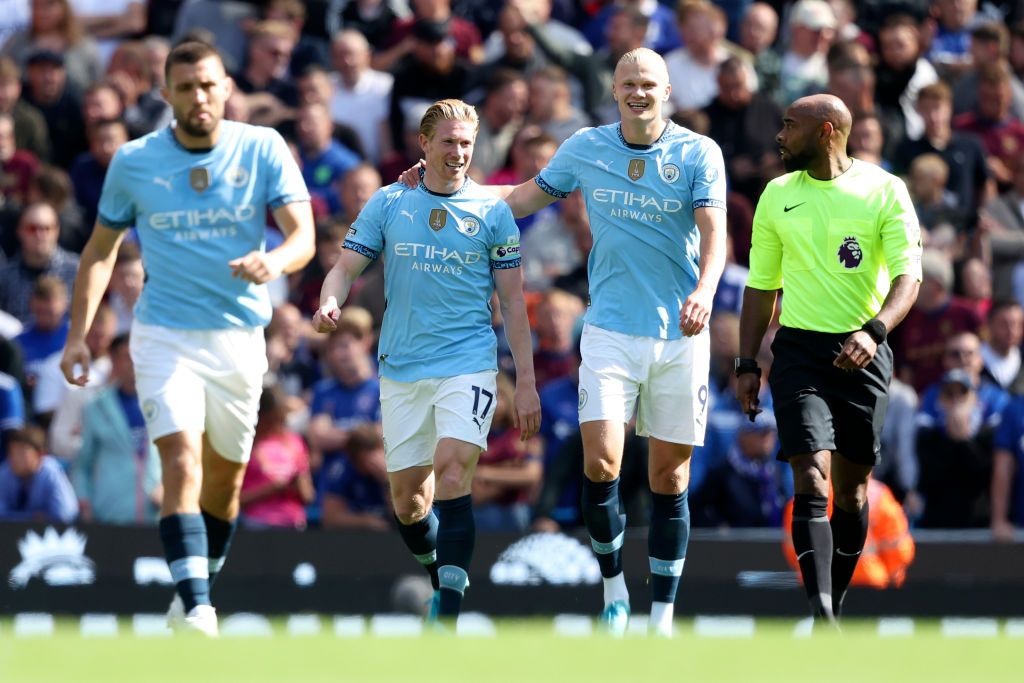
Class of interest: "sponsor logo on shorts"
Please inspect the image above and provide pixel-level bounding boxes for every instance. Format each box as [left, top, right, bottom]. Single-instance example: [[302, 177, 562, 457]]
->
[[142, 399, 159, 423], [578, 388, 588, 410]]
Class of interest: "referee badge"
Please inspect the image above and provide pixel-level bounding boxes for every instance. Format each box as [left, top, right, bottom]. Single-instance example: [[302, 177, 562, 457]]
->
[[627, 159, 646, 181], [428, 208, 448, 231], [190, 167, 211, 193]]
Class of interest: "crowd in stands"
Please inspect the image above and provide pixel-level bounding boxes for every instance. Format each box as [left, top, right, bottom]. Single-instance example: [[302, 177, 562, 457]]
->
[[1, 0, 1024, 540]]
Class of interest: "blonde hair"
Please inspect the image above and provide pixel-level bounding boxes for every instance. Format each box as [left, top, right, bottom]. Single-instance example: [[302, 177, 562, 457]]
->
[[616, 47, 667, 71], [419, 99, 479, 140], [331, 305, 374, 341]]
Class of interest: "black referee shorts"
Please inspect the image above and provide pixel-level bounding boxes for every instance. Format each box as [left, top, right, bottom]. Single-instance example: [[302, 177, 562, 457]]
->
[[768, 326, 892, 466]]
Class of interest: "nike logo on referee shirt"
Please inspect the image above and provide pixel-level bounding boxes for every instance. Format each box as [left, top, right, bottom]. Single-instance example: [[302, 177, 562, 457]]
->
[[783, 202, 806, 212]]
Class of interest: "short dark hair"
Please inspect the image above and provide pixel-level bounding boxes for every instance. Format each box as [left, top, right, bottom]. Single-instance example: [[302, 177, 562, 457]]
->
[[165, 41, 223, 85], [988, 299, 1022, 321], [346, 423, 383, 459]]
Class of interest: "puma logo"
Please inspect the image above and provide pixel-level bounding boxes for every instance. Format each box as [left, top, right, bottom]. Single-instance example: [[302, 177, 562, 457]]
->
[[400, 209, 417, 222], [595, 160, 613, 172], [153, 176, 173, 190]]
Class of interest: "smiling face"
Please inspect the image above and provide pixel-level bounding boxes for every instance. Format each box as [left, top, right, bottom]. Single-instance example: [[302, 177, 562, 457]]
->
[[612, 52, 671, 125], [420, 118, 476, 185]]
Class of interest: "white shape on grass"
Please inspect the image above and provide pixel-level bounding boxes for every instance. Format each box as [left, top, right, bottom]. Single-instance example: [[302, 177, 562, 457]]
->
[[877, 617, 915, 638], [456, 612, 496, 637], [221, 613, 274, 637], [553, 614, 593, 637], [694, 615, 756, 638], [940, 618, 999, 638], [286, 614, 322, 636], [132, 614, 172, 637], [626, 614, 650, 636], [369, 615, 422, 637], [1005, 619, 1024, 637], [14, 613, 54, 637], [79, 613, 118, 637], [792, 617, 814, 639], [333, 616, 367, 637]]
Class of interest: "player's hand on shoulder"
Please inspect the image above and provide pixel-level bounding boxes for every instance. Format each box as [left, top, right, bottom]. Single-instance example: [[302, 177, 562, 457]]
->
[[60, 338, 92, 386], [679, 287, 713, 336], [833, 330, 876, 370], [512, 382, 541, 441], [229, 251, 283, 285], [312, 296, 341, 333], [397, 160, 425, 189]]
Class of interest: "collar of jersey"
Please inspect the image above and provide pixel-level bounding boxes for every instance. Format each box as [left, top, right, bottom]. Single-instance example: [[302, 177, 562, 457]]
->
[[802, 158, 859, 186], [616, 120, 673, 151], [418, 176, 472, 197], [165, 124, 216, 154]]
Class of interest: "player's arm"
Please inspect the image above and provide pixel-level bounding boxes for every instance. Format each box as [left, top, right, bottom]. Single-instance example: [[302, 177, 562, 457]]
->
[[307, 413, 353, 451], [230, 200, 316, 284], [60, 223, 127, 386], [493, 266, 541, 440], [680, 206, 728, 336], [313, 248, 374, 333]]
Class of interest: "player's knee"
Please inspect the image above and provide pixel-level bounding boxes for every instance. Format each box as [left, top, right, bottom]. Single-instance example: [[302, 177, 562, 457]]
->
[[791, 459, 829, 496], [394, 494, 430, 524], [162, 452, 201, 492], [434, 464, 471, 496], [583, 459, 619, 483], [650, 464, 689, 494], [833, 485, 867, 512]]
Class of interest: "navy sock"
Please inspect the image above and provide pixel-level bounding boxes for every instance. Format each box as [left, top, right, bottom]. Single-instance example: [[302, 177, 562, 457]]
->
[[791, 494, 834, 620], [201, 509, 237, 590], [395, 510, 440, 590], [159, 513, 210, 612], [435, 495, 475, 617], [648, 490, 690, 604], [831, 501, 869, 617], [582, 477, 625, 578]]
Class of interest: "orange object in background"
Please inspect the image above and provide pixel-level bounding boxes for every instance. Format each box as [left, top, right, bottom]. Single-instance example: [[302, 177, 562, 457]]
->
[[781, 478, 916, 588]]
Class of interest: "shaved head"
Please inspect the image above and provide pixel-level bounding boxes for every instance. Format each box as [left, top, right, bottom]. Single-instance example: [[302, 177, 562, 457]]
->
[[789, 94, 853, 137]]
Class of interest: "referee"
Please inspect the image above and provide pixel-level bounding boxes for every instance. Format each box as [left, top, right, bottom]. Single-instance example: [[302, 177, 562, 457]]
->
[[736, 95, 922, 625]]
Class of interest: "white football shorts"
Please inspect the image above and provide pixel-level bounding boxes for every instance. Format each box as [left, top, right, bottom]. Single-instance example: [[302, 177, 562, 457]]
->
[[577, 323, 710, 446], [130, 320, 267, 463], [380, 370, 497, 472]]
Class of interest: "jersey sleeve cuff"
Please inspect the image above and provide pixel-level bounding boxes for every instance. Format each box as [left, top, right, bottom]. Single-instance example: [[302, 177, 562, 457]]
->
[[343, 240, 380, 260], [693, 198, 727, 211], [491, 258, 522, 270], [269, 192, 313, 209], [535, 176, 570, 199], [97, 214, 133, 230]]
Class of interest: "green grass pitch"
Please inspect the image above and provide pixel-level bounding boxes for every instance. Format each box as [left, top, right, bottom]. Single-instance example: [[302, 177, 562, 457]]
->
[[1, 619, 1022, 683]]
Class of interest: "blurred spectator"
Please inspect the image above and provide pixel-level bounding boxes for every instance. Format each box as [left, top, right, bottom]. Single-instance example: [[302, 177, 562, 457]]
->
[[0, 201, 78, 322], [171, 0, 257, 73], [21, 48, 87, 168], [0, 424, 77, 522], [474, 371, 543, 532], [739, 2, 781, 104], [71, 0, 147, 67], [471, 69, 528, 179], [961, 257, 993, 319], [0, 369, 26, 460], [704, 56, 783, 204], [107, 241, 141, 334], [328, 0, 408, 53], [72, 332, 161, 525], [908, 153, 968, 233], [69, 117, 128, 229], [264, 302, 318, 419], [0, 0, 30, 48], [980, 300, 1024, 389], [374, 0, 484, 73], [848, 113, 889, 168], [782, 478, 915, 589], [1011, 20, 1024, 80], [526, 66, 588, 145], [15, 275, 68, 423], [26, 164, 87, 253], [234, 19, 298, 112], [928, 0, 980, 79], [582, 0, 681, 55], [980, 162, 1024, 301], [240, 384, 314, 529], [0, 57, 50, 161], [307, 307, 381, 474], [894, 249, 984, 392], [665, 1, 750, 112], [778, 0, 836, 107], [875, 376, 920, 506], [296, 102, 360, 215], [484, 126, 554, 198], [531, 339, 581, 530], [263, 0, 329, 77], [874, 14, 938, 144], [954, 22, 1024, 121], [80, 81, 123, 130], [953, 61, 1024, 188], [320, 422, 391, 530], [916, 368, 995, 528], [0, 0, 102, 93], [0, 112, 39, 208], [532, 288, 583, 389], [388, 18, 473, 158], [521, 188, 586, 291], [106, 40, 171, 136], [992, 391, 1024, 540], [824, 41, 874, 119], [334, 163, 382, 227], [329, 30, 393, 165], [293, 221, 348, 317], [691, 410, 790, 528], [895, 82, 992, 219]]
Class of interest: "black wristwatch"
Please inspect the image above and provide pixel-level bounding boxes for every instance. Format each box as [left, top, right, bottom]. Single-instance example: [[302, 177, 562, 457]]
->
[[734, 357, 761, 378], [861, 318, 887, 344]]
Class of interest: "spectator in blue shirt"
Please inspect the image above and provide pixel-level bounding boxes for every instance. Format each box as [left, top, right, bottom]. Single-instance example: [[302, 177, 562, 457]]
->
[[0, 425, 78, 523], [296, 101, 360, 215], [15, 275, 69, 422], [0, 369, 26, 461], [320, 423, 391, 529]]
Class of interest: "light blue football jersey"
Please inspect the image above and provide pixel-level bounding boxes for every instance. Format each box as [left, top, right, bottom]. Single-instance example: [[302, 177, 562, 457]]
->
[[98, 121, 310, 329], [537, 121, 727, 340], [344, 178, 521, 383]]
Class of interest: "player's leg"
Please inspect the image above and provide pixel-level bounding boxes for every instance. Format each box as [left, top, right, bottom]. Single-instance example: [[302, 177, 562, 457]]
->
[[389, 465, 440, 603], [638, 331, 707, 637], [788, 450, 836, 623], [829, 453, 871, 618], [199, 435, 246, 590]]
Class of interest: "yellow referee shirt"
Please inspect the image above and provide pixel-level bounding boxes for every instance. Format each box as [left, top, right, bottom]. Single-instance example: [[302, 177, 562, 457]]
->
[[747, 159, 923, 333]]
